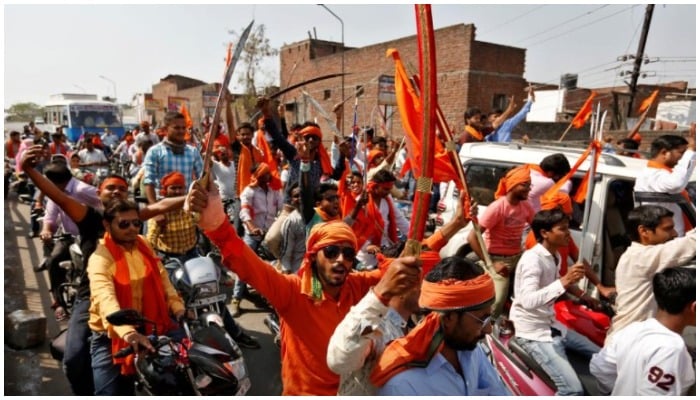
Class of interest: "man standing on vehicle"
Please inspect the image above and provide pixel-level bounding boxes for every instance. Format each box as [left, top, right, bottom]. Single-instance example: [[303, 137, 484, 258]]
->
[[185, 179, 421, 395], [467, 165, 535, 318], [634, 132, 696, 237], [509, 208, 600, 396], [606, 205, 696, 342]]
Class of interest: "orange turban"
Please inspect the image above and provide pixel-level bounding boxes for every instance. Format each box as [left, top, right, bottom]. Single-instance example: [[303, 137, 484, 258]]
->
[[367, 149, 386, 167], [159, 171, 185, 196], [300, 126, 333, 175], [494, 165, 531, 199], [299, 221, 357, 301], [249, 162, 271, 187], [631, 132, 642, 144], [540, 191, 573, 215], [371, 272, 495, 387]]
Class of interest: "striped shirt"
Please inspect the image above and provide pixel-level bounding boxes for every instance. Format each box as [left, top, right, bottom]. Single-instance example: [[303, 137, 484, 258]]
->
[[143, 142, 203, 195]]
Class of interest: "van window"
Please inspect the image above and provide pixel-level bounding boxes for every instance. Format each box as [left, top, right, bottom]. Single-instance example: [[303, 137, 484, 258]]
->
[[600, 179, 635, 286], [464, 163, 511, 205]]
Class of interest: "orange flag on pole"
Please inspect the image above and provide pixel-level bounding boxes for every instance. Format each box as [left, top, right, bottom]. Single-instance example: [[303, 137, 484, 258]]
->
[[638, 89, 659, 115], [571, 91, 596, 129], [225, 42, 233, 67], [179, 103, 193, 129], [387, 48, 459, 186]]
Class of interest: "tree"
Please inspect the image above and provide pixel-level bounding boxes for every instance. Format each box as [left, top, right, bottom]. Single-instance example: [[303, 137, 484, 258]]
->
[[234, 23, 279, 116], [5, 102, 43, 122]]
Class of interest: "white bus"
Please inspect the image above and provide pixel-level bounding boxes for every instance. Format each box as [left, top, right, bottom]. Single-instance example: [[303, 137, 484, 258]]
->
[[44, 93, 124, 143]]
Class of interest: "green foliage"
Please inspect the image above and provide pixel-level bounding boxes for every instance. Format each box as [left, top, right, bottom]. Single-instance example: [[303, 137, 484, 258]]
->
[[5, 102, 43, 122], [236, 23, 279, 117]]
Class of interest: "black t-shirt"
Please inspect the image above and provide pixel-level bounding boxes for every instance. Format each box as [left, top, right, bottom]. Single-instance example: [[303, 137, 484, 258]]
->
[[76, 206, 104, 299]]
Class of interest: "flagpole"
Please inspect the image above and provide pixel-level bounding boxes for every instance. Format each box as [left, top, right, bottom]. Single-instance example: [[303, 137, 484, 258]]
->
[[557, 121, 574, 142]]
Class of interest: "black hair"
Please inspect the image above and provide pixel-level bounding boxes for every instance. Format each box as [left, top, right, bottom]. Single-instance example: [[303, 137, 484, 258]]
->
[[617, 138, 640, 150], [464, 107, 482, 122], [10, 130, 20, 136], [650, 135, 688, 158], [531, 209, 570, 242], [43, 160, 73, 185], [163, 111, 185, 126], [626, 205, 674, 242], [653, 267, 695, 314], [238, 122, 255, 133], [372, 136, 387, 146], [424, 256, 485, 283], [286, 181, 300, 198], [361, 126, 375, 138], [371, 169, 396, 184], [350, 171, 363, 180], [301, 121, 321, 130], [103, 198, 139, 224], [540, 153, 571, 178], [290, 123, 303, 131], [314, 182, 338, 202]]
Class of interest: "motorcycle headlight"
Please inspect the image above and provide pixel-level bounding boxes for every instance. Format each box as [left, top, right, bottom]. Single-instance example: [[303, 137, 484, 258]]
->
[[195, 281, 219, 298]]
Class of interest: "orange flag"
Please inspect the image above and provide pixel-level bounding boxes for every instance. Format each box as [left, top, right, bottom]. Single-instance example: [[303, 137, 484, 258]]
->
[[571, 91, 596, 129], [387, 48, 459, 186], [179, 103, 193, 129], [254, 126, 282, 191], [638, 89, 659, 115], [225, 42, 233, 67]]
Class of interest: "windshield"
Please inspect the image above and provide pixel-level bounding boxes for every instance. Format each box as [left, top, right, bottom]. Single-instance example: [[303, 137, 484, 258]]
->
[[68, 104, 122, 128]]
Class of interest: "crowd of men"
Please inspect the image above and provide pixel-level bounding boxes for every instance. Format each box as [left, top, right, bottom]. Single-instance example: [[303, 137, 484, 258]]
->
[[7, 92, 696, 396]]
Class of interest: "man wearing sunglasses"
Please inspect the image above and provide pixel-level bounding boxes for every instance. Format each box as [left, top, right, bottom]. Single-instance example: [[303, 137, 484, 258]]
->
[[86, 198, 186, 395], [185, 179, 421, 395], [20, 145, 189, 395], [371, 256, 509, 395]]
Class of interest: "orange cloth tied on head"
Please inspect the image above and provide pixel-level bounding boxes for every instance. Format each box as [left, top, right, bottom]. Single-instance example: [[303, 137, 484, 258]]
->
[[249, 162, 271, 187], [540, 191, 573, 215], [299, 221, 357, 301], [371, 273, 495, 387], [419, 251, 441, 276], [99, 177, 128, 192], [300, 126, 333, 175], [495, 165, 531, 199], [367, 149, 386, 167], [159, 171, 185, 196]]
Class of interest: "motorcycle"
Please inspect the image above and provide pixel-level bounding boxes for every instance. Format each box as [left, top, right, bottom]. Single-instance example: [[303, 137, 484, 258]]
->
[[483, 297, 614, 396], [54, 234, 84, 316], [107, 308, 251, 396]]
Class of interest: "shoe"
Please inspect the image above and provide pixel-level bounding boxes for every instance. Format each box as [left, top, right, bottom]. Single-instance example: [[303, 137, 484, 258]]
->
[[231, 299, 242, 318], [34, 258, 49, 272], [235, 332, 261, 349]]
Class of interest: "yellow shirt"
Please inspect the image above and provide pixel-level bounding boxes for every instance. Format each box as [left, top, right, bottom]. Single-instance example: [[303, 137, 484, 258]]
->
[[146, 208, 197, 255], [87, 237, 185, 340]]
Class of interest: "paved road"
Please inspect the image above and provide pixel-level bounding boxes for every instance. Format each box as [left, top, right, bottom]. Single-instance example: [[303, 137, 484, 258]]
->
[[3, 194, 283, 395]]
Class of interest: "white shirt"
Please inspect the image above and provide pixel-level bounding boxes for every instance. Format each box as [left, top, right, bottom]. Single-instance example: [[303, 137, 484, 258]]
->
[[607, 229, 696, 342], [239, 185, 283, 234], [590, 318, 695, 395], [355, 196, 410, 267], [77, 148, 108, 172], [327, 289, 407, 396], [634, 150, 696, 236], [510, 243, 568, 342], [528, 168, 572, 212], [211, 160, 237, 199]]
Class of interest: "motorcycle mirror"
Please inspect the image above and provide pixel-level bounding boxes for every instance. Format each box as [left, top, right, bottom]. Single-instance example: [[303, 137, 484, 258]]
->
[[106, 309, 145, 326]]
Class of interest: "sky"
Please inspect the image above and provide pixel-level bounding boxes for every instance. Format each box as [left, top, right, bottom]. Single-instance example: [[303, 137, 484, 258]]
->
[[2, 2, 697, 109]]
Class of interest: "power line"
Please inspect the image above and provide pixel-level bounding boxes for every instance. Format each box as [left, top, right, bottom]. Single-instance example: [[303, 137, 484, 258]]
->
[[479, 5, 547, 36], [526, 5, 639, 48], [514, 5, 609, 45]]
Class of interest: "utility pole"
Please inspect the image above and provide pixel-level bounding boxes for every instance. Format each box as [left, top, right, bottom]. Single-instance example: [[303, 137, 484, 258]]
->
[[627, 4, 655, 117]]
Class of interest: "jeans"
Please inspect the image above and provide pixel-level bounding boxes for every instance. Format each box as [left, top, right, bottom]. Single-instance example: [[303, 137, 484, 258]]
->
[[62, 297, 94, 395], [234, 233, 261, 300], [43, 238, 70, 297], [514, 329, 600, 395], [90, 325, 186, 395]]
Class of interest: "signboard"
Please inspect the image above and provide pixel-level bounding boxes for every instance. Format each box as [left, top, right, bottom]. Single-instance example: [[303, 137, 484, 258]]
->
[[378, 74, 396, 106], [144, 93, 162, 111], [202, 91, 218, 108], [168, 96, 189, 112]]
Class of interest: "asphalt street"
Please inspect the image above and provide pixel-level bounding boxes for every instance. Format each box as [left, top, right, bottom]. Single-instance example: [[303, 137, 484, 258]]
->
[[3, 193, 283, 395]]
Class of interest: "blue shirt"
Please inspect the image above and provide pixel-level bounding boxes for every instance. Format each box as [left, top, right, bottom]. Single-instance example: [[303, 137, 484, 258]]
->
[[486, 100, 533, 143], [142, 142, 203, 195], [377, 344, 511, 396]]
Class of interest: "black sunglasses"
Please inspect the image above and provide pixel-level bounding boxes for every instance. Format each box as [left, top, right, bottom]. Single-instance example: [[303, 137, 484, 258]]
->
[[321, 245, 356, 260], [117, 219, 143, 229]]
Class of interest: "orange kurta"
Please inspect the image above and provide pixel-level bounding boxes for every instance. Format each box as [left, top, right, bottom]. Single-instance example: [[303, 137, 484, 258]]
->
[[205, 220, 383, 395]]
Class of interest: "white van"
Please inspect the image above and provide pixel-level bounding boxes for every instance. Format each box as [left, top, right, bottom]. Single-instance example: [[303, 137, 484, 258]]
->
[[436, 142, 696, 290]]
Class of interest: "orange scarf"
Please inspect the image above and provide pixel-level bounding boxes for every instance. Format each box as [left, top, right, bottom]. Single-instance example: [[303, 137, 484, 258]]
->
[[255, 127, 282, 191], [464, 125, 483, 141], [50, 142, 68, 155], [103, 233, 175, 375], [647, 160, 693, 231], [300, 126, 333, 175], [338, 163, 360, 218], [314, 206, 340, 223], [353, 182, 397, 246], [495, 165, 531, 199], [237, 144, 265, 196]]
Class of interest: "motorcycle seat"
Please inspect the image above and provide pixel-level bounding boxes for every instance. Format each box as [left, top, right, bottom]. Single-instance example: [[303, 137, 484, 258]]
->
[[507, 338, 557, 391]]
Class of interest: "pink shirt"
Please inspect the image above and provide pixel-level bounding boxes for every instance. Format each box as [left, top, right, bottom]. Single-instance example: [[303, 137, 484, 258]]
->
[[480, 196, 535, 256]]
